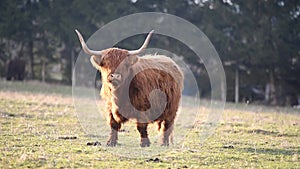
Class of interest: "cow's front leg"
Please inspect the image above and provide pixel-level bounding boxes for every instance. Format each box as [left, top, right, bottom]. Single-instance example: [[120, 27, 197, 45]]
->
[[107, 114, 121, 147], [137, 123, 150, 147]]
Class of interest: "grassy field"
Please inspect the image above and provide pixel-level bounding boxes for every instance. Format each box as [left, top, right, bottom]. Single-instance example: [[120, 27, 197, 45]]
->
[[0, 80, 299, 168]]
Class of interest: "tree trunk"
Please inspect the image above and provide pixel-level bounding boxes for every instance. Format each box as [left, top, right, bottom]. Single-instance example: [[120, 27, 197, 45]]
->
[[17, 42, 25, 58], [41, 59, 46, 83], [265, 83, 270, 102], [235, 65, 239, 103], [71, 48, 75, 86], [269, 69, 277, 105], [61, 42, 73, 84], [28, 40, 34, 79]]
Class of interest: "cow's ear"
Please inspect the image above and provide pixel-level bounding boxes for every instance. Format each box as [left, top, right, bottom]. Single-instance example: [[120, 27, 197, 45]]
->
[[128, 55, 138, 65], [90, 55, 102, 70]]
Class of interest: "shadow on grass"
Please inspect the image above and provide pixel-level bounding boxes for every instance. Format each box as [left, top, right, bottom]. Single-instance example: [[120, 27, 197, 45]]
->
[[238, 147, 300, 155], [0, 111, 34, 118], [248, 129, 299, 137], [248, 129, 279, 135], [0, 80, 73, 96]]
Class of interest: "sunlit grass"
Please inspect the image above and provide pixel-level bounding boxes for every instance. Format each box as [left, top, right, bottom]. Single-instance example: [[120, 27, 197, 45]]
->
[[0, 80, 299, 168]]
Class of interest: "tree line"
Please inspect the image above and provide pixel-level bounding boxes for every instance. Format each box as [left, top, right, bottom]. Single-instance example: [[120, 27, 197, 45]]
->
[[0, 0, 299, 106]]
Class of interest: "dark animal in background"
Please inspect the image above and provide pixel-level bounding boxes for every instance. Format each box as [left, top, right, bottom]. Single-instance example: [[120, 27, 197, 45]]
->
[[75, 30, 184, 147], [6, 59, 26, 81]]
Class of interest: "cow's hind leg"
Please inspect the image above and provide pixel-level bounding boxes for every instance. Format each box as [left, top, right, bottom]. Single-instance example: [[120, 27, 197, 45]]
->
[[161, 120, 174, 146], [137, 123, 150, 147]]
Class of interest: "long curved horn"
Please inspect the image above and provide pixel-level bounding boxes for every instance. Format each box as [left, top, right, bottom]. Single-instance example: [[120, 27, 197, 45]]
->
[[128, 30, 154, 56], [75, 29, 103, 56]]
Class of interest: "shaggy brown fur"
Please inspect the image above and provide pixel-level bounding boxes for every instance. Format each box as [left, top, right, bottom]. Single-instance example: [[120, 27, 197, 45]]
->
[[91, 48, 183, 147]]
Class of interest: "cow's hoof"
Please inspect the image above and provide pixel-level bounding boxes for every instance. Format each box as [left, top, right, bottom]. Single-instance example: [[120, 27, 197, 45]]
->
[[160, 140, 169, 146], [140, 138, 150, 147], [106, 139, 117, 147]]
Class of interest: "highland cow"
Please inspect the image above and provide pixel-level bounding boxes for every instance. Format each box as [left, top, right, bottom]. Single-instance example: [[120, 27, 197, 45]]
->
[[75, 30, 183, 147], [6, 59, 26, 81]]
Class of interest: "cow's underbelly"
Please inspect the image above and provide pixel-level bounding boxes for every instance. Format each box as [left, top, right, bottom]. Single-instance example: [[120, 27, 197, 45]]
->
[[114, 95, 166, 123]]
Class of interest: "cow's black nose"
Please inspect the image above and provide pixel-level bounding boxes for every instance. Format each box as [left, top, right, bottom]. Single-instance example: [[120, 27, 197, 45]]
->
[[110, 73, 121, 80]]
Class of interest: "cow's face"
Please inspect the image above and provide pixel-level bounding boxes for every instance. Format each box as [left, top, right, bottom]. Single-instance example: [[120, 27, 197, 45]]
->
[[75, 29, 152, 89], [90, 48, 138, 89]]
